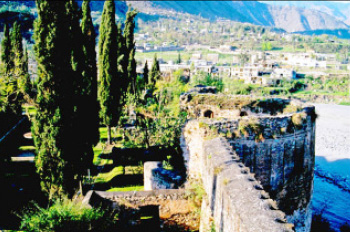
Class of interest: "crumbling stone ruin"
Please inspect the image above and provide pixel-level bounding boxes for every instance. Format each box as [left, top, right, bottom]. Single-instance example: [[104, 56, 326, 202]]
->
[[83, 88, 316, 232], [180, 91, 316, 232]]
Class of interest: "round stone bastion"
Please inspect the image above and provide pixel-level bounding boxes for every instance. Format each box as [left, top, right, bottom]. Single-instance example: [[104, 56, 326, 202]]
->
[[181, 93, 316, 232]]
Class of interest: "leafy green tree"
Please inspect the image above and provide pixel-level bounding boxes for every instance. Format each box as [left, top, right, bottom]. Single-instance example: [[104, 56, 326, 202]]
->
[[32, 0, 78, 198], [98, 0, 121, 144], [1, 24, 14, 74], [149, 54, 160, 87], [262, 42, 273, 51]]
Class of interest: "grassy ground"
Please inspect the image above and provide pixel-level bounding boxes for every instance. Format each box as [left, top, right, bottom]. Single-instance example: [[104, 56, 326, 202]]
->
[[22, 104, 36, 116], [91, 128, 144, 192], [18, 145, 35, 151], [339, 101, 350, 106], [107, 185, 143, 192]]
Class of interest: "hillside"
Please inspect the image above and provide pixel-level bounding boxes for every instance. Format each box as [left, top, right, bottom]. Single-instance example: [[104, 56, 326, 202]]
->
[[263, 1, 350, 26], [1, 1, 349, 36], [129, 1, 349, 33], [268, 5, 349, 32]]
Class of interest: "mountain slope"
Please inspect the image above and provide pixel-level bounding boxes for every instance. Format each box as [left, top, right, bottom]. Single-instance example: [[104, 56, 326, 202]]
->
[[268, 5, 349, 32], [132, 1, 349, 32], [262, 1, 350, 26]]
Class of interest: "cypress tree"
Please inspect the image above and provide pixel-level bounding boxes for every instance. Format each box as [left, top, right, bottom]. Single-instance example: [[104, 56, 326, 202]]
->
[[150, 54, 160, 87], [127, 46, 137, 97], [1, 24, 13, 74], [81, 0, 100, 147], [65, 0, 97, 190], [176, 52, 182, 64], [18, 47, 31, 95], [32, 0, 77, 198], [11, 22, 31, 96], [143, 61, 149, 86], [124, 8, 137, 53], [117, 23, 129, 98], [123, 8, 137, 96], [98, 0, 120, 145], [11, 22, 24, 77]]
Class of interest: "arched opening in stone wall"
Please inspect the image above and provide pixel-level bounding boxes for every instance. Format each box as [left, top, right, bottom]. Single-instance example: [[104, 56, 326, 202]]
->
[[240, 111, 248, 116], [204, 110, 214, 118]]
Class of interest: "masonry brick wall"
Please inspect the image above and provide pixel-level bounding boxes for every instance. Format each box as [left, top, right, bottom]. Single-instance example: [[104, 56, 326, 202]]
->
[[181, 95, 315, 232]]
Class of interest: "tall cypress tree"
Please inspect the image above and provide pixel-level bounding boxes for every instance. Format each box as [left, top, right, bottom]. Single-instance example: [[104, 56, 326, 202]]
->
[[32, 0, 77, 198], [65, 0, 97, 189], [143, 61, 149, 86], [124, 8, 137, 53], [123, 8, 137, 96], [11, 22, 24, 77], [150, 54, 160, 87], [18, 47, 31, 95], [117, 23, 129, 99], [176, 52, 182, 64], [11, 22, 30, 96], [1, 24, 14, 74], [81, 0, 100, 147], [127, 47, 137, 97], [98, 0, 120, 145]]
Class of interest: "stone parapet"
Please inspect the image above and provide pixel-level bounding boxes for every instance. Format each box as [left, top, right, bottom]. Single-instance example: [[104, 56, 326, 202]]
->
[[181, 94, 316, 232], [182, 122, 294, 232]]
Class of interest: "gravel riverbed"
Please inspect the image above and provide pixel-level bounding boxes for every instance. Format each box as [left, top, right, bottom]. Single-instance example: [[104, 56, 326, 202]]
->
[[313, 104, 350, 231]]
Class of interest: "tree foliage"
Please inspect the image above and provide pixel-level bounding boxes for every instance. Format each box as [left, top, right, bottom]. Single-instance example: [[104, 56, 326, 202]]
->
[[32, 0, 84, 198], [149, 54, 160, 88], [143, 61, 149, 86], [0, 22, 23, 114], [1, 24, 14, 74], [124, 8, 137, 97], [20, 199, 117, 231], [81, 0, 100, 147], [11, 22, 31, 96], [98, 0, 121, 144]]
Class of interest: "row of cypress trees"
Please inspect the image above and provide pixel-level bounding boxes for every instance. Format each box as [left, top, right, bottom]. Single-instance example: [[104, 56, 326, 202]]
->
[[1, 22, 31, 114], [32, 0, 138, 198], [98, 0, 137, 145]]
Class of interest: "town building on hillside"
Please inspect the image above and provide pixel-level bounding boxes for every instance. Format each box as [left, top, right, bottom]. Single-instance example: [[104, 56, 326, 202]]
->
[[191, 53, 202, 60], [207, 53, 219, 64]]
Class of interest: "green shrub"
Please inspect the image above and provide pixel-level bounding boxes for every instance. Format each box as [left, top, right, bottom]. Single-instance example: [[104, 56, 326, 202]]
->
[[20, 199, 117, 232], [340, 101, 350, 106], [341, 223, 350, 232], [311, 213, 333, 232]]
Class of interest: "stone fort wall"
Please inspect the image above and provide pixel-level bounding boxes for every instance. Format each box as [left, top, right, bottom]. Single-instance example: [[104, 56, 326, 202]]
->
[[181, 94, 316, 232]]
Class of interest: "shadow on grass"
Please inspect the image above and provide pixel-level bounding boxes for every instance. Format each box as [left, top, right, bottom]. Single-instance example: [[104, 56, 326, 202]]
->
[[90, 163, 116, 175], [92, 174, 143, 191]]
